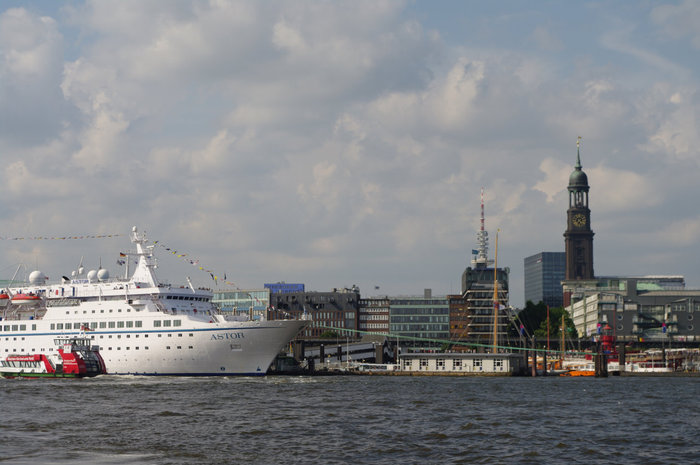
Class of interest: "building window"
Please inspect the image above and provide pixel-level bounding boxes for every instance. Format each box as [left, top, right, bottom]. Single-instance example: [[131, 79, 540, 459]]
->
[[436, 358, 445, 370]]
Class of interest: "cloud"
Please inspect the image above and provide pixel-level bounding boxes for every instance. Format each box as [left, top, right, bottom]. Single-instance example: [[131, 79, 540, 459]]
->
[[651, 0, 700, 50], [1, 2, 700, 306]]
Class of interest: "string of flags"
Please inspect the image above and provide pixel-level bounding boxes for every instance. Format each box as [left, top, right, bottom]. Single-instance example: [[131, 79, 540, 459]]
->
[[0, 234, 122, 240], [146, 240, 237, 288]]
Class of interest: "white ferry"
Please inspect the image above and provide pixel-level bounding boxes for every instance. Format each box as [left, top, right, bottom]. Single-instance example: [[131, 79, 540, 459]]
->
[[0, 227, 308, 376]]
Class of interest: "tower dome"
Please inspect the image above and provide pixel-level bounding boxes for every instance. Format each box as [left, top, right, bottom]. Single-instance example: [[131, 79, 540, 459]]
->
[[568, 146, 589, 189]]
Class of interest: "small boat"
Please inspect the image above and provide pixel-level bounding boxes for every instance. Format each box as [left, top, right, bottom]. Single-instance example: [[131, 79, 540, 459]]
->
[[0, 337, 106, 378], [10, 293, 42, 305]]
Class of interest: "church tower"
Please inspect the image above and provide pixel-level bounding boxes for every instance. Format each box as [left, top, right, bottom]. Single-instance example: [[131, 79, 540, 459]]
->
[[564, 138, 594, 280]]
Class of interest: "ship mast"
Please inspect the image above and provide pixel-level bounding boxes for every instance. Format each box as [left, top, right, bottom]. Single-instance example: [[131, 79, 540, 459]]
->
[[491, 229, 499, 353]]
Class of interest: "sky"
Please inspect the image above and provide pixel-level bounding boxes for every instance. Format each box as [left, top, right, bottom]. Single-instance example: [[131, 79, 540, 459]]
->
[[1, 1, 699, 308]]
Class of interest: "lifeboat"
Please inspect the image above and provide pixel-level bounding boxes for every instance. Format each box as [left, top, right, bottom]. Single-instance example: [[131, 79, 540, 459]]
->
[[0, 292, 9, 307], [11, 293, 42, 304]]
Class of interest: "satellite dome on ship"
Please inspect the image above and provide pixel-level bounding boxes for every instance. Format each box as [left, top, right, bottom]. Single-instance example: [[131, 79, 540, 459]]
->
[[97, 268, 110, 281], [28, 270, 47, 285]]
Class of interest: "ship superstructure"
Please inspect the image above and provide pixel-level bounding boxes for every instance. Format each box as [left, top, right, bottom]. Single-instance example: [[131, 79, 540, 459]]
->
[[0, 227, 308, 375]]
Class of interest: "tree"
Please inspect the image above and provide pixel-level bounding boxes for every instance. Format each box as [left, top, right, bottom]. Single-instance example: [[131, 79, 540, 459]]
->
[[508, 300, 548, 338], [508, 301, 579, 342], [533, 306, 578, 341]]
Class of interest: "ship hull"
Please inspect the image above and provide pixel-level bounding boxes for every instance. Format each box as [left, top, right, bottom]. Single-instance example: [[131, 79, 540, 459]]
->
[[1, 318, 307, 376]]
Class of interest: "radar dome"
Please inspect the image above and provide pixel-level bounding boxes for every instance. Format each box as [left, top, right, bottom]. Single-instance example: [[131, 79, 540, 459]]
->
[[97, 268, 110, 281], [78, 266, 85, 275], [29, 270, 46, 285], [87, 269, 98, 283]]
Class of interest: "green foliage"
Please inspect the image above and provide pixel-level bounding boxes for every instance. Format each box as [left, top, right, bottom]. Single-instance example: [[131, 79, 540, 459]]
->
[[509, 301, 578, 340], [319, 330, 339, 338]]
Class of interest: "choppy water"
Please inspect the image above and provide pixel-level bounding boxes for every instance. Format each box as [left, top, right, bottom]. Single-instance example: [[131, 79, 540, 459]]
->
[[1, 375, 698, 464]]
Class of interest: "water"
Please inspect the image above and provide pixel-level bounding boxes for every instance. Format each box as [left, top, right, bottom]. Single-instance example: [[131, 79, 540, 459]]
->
[[1, 375, 698, 464]]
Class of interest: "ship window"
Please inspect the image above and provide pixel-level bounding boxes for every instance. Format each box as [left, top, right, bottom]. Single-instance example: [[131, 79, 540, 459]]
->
[[126, 321, 133, 328], [108, 335, 112, 339], [173, 320, 181, 327], [158, 334, 162, 337], [90, 323, 97, 330], [145, 346, 149, 349], [99, 322, 106, 328], [92, 310, 95, 313], [74, 323, 81, 329], [177, 346, 181, 349], [168, 334, 172, 337], [473, 359, 482, 368], [19, 325, 26, 330], [50, 324, 55, 330], [135, 321, 142, 328], [108, 322, 116, 328], [163, 320, 172, 327], [135, 347, 139, 350], [56, 323, 63, 330], [189, 333, 193, 337], [31, 324, 36, 331], [108, 347, 112, 350], [153, 321, 161, 327], [166, 346, 171, 349], [178, 333, 182, 337], [117, 335, 121, 339], [189, 346, 193, 349]]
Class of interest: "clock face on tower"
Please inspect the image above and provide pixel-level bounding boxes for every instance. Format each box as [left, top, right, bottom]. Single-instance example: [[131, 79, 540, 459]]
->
[[572, 213, 587, 228]]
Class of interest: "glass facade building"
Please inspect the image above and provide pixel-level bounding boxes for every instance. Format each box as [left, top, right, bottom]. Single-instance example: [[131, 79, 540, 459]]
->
[[389, 296, 449, 350], [524, 252, 565, 308]]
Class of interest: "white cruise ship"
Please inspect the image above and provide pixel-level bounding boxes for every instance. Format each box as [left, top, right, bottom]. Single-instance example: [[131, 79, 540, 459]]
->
[[0, 227, 308, 376]]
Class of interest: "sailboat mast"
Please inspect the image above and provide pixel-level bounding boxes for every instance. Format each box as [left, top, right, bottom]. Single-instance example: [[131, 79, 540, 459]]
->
[[560, 314, 566, 367]]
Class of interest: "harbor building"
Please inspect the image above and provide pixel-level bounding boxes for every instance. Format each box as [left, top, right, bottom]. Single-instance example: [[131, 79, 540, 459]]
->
[[459, 189, 510, 350], [561, 139, 596, 307], [524, 252, 565, 308], [448, 294, 470, 347], [264, 282, 305, 294], [566, 276, 700, 342], [267, 286, 360, 340], [388, 289, 450, 351], [399, 352, 524, 375], [358, 297, 390, 335]]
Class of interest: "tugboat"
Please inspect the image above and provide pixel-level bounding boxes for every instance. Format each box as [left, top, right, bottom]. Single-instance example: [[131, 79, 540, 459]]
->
[[0, 337, 106, 378]]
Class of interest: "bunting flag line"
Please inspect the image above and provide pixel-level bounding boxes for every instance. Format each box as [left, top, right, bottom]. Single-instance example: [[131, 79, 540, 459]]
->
[[150, 240, 237, 288], [0, 234, 123, 241]]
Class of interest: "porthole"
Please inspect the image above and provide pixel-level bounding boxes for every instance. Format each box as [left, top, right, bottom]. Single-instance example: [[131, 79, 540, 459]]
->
[[688, 324, 694, 331], [617, 314, 623, 320], [688, 314, 694, 321], [617, 324, 623, 331]]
